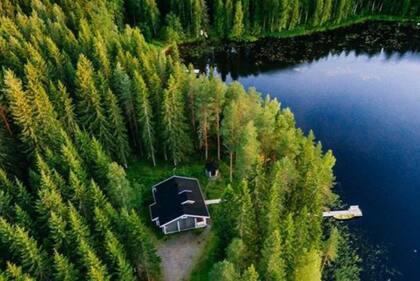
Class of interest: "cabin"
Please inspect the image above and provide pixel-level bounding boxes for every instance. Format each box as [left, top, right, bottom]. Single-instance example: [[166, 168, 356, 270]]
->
[[205, 161, 219, 179], [149, 176, 210, 234]]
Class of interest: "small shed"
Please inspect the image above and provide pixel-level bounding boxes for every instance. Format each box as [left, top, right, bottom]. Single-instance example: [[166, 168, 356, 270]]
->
[[149, 176, 210, 234], [205, 161, 219, 178]]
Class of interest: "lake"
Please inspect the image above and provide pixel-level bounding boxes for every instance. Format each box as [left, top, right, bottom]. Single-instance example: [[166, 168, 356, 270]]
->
[[182, 22, 420, 281]]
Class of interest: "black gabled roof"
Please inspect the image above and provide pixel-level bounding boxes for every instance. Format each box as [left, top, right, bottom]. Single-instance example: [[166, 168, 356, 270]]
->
[[150, 176, 209, 226]]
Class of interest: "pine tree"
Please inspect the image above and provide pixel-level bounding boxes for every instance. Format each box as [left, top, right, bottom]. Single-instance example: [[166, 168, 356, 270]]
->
[[93, 35, 111, 78], [236, 121, 259, 180], [242, 264, 259, 281], [192, 0, 203, 37], [104, 230, 136, 281], [226, 238, 247, 271], [320, 0, 332, 24], [162, 75, 192, 165], [104, 89, 130, 167], [120, 210, 161, 281], [57, 82, 78, 135], [48, 211, 68, 251], [231, 0, 245, 38], [321, 227, 339, 272], [213, 184, 238, 247], [209, 76, 226, 160], [93, 207, 112, 238], [0, 218, 49, 280], [214, 0, 225, 36], [4, 262, 36, 281], [78, 239, 110, 281], [3, 70, 39, 152], [195, 77, 212, 159], [313, 0, 324, 26], [225, 0, 234, 32], [53, 250, 79, 281], [13, 204, 32, 235], [282, 214, 296, 276], [294, 249, 322, 281], [256, 96, 279, 159], [67, 203, 91, 247], [75, 55, 110, 148], [209, 260, 238, 281], [105, 162, 131, 208], [280, 0, 292, 30], [133, 71, 156, 166], [111, 63, 138, 149], [289, 0, 300, 29], [260, 229, 286, 281], [236, 181, 258, 263], [221, 100, 242, 182]]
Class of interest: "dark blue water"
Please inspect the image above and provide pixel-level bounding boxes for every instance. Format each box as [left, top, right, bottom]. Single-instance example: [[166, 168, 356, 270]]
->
[[193, 49, 420, 279]]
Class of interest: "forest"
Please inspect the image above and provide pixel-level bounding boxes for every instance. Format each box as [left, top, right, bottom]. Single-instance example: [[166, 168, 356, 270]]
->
[[0, 0, 414, 280], [123, 0, 420, 40]]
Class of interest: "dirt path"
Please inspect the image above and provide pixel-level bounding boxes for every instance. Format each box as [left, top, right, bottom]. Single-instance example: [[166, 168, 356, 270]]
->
[[157, 227, 211, 281]]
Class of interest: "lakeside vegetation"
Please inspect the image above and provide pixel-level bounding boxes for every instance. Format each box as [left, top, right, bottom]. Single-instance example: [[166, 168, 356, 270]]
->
[[0, 0, 416, 281], [122, 0, 420, 43]]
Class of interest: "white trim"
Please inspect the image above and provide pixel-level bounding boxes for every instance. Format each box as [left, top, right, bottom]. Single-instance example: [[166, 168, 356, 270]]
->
[[181, 200, 195, 205], [177, 220, 180, 231], [178, 189, 192, 194], [165, 223, 206, 234], [159, 214, 210, 228], [162, 217, 209, 234], [149, 202, 159, 223]]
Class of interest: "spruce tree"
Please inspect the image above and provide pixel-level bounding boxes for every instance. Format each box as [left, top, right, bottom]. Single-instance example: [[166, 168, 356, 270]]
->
[[236, 181, 258, 263], [242, 264, 259, 281], [4, 262, 35, 281], [226, 238, 247, 272], [213, 184, 238, 247], [214, 0, 226, 36], [221, 100, 242, 181], [260, 229, 286, 281], [321, 227, 339, 272], [231, 0, 245, 38], [53, 250, 79, 281], [321, 0, 332, 24], [133, 71, 156, 166], [111, 63, 138, 149], [236, 121, 259, 180], [294, 249, 322, 281], [120, 210, 161, 281], [3, 70, 39, 152], [105, 163, 131, 208], [209, 260, 238, 281], [75, 55, 110, 148], [313, 0, 324, 26], [0, 218, 49, 280], [162, 75, 192, 165], [104, 230, 136, 281], [104, 89, 130, 167]]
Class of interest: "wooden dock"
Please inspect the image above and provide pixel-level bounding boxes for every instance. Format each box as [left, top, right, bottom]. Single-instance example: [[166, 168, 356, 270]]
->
[[322, 205, 363, 220]]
